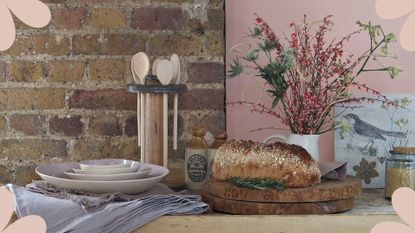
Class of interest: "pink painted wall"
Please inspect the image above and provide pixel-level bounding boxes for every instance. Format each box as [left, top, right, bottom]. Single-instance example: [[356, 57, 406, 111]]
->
[[225, 0, 415, 162]]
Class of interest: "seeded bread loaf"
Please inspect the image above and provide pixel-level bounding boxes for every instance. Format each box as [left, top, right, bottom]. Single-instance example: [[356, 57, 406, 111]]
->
[[212, 140, 321, 188]]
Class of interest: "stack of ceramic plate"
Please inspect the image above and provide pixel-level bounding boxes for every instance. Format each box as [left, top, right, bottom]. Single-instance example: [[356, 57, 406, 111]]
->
[[36, 159, 169, 194]]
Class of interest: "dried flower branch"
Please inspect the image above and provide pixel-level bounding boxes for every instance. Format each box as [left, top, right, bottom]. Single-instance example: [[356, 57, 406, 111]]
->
[[228, 14, 401, 134]]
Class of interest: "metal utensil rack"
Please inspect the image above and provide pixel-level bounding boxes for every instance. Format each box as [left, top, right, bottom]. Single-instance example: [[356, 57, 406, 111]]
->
[[126, 75, 187, 167]]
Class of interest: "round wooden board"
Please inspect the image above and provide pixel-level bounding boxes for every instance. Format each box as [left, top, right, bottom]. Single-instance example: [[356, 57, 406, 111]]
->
[[202, 189, 355, 215], [208, 176, 362, 203]]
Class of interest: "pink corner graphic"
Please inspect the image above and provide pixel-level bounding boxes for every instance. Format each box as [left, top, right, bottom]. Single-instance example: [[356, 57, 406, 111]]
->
[[0, 187, 46, 233], [0, 0, 51, 51], [376, 0, 415, 51], [371, 187, 415, 233]]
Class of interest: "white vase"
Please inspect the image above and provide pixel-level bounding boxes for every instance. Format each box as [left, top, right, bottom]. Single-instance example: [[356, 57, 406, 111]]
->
[[263, 133, 320, 162]]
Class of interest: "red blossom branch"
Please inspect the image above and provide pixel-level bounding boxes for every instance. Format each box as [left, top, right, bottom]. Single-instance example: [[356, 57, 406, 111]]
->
[[229, 15, 399, 135]]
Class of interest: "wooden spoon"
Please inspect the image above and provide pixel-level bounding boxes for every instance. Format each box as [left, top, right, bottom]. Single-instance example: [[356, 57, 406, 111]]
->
[[132, 52, 150, 84], [170, 54, 180, 150], [130, 58, 141, 148], [156, 59, 174, 168], [132, 52, 150, 163], [157, 59, 174, 85], [152, 58, 161, 75]]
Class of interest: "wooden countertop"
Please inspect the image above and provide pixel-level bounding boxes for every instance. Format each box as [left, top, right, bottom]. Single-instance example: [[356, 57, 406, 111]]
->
[[134, 189, 399, 233]]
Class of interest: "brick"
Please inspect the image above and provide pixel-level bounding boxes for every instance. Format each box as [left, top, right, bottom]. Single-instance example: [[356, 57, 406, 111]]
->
[[33, 35, 71, 56], [89, 8, 127, 29], [0, 139, 67, 160], [88, 59, 125, 81], [15, 165, 39, 185], [0, 165, 13, 184], [206, 31, 224, 56], [125, 61, 134, 83], [208, 0, 224, 8], [2, 34, 70, 56], [148, 33, 204, 56], [41, 0, 67, 3], [69, 89, 136, 110], [207, 9, 224, 30], [9, 61, 45, 82], [10, 114, 45, 136], [168, 113, 184, 138], [103, 34, 146, 55], [89, 114, 122, 136], [185, 111, 225, 135], [124, 116, 137, 136], [50, 115, 83, 137], [180, 89, 224, 110], [187, 62, 224, 83], [13, 17, 34, 31], [0, 0, 225, 186], [69, 138, 138, 161], [0, 60, 7, 82], [151, 0, 191, 3], [72, 34, 103, 55], [70, 0, 114, 3], [131, 7, 184, 30], [0, 116, 6, 136], [71, 0, 130, 4], [125, 113, 184, 138], [48, 60, 85, 82], [0, 88, 66, 110], [53, 8, 87, 29], [186, 18, 206, 35], [73, 34, 146, 55]]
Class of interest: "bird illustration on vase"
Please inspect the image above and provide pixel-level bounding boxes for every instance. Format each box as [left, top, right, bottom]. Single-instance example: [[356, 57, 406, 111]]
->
[[343, 113, 407, 154]]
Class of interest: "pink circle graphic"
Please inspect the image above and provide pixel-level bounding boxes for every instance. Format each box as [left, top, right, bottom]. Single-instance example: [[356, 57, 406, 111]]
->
[[0, 0, 51, 51], [0, 187, 47, 233], [376, 0, 415, 51], [371, 187, 415, 233]]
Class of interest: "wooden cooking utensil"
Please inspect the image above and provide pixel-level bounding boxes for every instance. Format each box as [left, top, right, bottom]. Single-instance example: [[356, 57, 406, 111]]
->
[[152, 58, 161, 75], [131, 57, 141, 84], [132, 52, 150, 163], [156, 59, 174, 168], [156, 59, 174, 85], [130, 58, 141, 147], [132, 52, 150, 83], [170, 54, 180, 150]]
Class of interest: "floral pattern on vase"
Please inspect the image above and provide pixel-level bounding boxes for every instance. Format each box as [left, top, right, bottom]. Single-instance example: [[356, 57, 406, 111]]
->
[[353, 158, 380, 184]]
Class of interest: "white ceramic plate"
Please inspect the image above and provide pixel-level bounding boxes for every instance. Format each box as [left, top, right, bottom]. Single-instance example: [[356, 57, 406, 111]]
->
[[36, 162, 169, 194], [64, 166, 151, 181], [80, 159, 132, 170], [73, 162, 140, 175]]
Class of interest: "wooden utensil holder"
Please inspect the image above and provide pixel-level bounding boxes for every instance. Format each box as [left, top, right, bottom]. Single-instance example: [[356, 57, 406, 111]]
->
[[126, 76, 187, 167]]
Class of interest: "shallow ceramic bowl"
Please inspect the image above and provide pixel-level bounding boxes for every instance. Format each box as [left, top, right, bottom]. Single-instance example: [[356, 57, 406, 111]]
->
[[65, 166, 151, 181], [73, 162, 140, 175], [79, 159, 133, 170], [36, 162, 169, 194]]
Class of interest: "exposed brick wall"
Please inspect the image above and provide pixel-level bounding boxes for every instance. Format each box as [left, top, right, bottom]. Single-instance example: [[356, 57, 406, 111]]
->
[[0, 0, 225, 186]]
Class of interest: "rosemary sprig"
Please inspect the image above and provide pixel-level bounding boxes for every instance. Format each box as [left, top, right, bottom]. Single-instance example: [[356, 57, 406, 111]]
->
[[228, 177, 285, 191]]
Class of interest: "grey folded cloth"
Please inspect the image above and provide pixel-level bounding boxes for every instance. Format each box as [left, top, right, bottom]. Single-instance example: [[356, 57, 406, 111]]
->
[[318, 161, 347, 180], [26, 181, 181, 211], [6, 183, 208, 233]]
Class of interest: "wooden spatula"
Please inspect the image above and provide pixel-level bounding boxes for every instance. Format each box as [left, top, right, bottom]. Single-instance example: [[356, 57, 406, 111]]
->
[[170, 54, 180, 150], [156, 59, 174, 168]]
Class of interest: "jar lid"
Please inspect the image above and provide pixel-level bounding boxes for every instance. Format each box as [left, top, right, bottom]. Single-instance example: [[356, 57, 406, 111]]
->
[[391, 147, 415, 155], [215, 132, 228, 140], [388, 158, 414, 162], [192, 127, 206, 137]]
